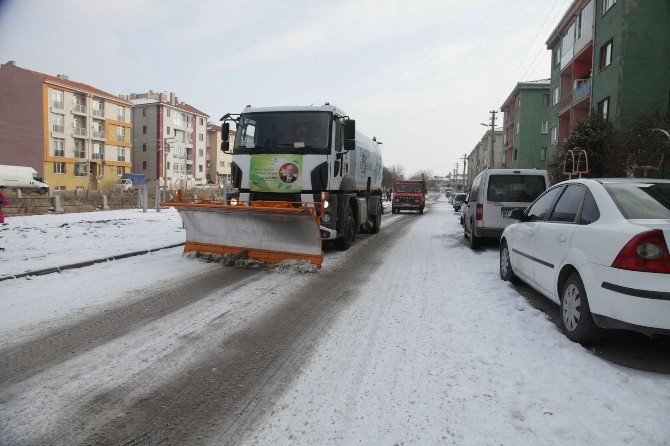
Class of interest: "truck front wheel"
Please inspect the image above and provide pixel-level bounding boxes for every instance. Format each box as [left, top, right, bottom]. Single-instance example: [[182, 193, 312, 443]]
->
[[370, 201, 382, 234], [335, 205, 355, 250]]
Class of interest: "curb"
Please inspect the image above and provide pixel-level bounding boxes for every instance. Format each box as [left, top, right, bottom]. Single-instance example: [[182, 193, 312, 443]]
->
[[0, 243, 185, 282]]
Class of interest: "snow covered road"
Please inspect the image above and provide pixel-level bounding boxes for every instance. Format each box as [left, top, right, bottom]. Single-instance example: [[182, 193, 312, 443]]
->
[[1, 199, 669, 445]]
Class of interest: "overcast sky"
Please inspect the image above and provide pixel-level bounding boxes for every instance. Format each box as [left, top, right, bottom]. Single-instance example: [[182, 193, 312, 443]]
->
[[0, 0, 569, 177]]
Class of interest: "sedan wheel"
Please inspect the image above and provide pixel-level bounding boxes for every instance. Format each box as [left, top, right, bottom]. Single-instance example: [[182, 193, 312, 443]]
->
[[559, 273, 603, 344], [499, 242, 518, 283]]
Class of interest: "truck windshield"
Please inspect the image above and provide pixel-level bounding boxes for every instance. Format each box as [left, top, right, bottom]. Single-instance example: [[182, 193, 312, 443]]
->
[[395, 184, 422, 193], [234, 112, 331, 154], [486, 175, 546, 203]]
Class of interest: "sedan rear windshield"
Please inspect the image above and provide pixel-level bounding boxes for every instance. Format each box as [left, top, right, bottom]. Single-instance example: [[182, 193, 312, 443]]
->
[[603, 182, 670, 219], [486, 175, 547, 203]]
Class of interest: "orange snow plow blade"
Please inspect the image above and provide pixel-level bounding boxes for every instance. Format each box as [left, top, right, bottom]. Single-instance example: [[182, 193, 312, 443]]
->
[[162, 196, 325, 268]]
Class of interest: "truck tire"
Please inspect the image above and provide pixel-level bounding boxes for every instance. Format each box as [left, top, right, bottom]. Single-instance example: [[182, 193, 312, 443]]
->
[[419, 207, 424, 214], [370, 201, 382, 234], [335, 205, 355, 250], [391, 207, 397, 214]]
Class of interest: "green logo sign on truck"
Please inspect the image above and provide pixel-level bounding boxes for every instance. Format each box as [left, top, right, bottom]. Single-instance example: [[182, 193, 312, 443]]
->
[[249, 154, 303, 192]]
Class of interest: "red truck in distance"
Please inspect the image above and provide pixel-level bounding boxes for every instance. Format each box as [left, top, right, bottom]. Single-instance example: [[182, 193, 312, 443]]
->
[[391, 180, 427, 214]]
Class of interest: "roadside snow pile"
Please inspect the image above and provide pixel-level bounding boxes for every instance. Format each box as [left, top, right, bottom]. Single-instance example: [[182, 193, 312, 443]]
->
[[0, 209, 184, 276]]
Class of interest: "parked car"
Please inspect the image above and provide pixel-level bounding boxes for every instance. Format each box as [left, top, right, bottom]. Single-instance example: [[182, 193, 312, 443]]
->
[[460, 196, 468, 225], [464, 169, 549, 249], [500, 178, 670, 344], [114, 178, 134, 192], [453, 193, 467, 211]]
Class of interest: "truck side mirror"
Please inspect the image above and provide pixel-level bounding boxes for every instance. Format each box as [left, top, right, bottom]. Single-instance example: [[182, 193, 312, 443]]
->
[[221, 122, 230, 153], [344, 119, 355, 151]]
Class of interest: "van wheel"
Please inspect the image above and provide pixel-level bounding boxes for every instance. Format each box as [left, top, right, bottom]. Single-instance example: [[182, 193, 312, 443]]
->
[[370, 201, 382, 234], [40, 188, 49, 195], [335, 205, 355, 250], [560, 273, 603, 344], [469, 220, 480, 249]]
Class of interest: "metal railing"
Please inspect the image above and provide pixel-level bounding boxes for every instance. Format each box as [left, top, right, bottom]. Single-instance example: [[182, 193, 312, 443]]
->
[[117, 115, 125, 122], [557, 78, 591, 113], [92, 130, 105, 138], [74, 151, 86, 158], [52, 101, 64, 109], [92, 108, 104, 117], [52, 124, 64, 133], [74, 104, 87, 113], [53, 149, 64, 157], [117, 155, 125, 162], [92, 152, 104, 160], [74, 127, 87, 136]]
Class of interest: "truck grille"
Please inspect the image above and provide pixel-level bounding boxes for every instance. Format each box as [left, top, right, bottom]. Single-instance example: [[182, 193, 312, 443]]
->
[[250, 192, 302, 202]]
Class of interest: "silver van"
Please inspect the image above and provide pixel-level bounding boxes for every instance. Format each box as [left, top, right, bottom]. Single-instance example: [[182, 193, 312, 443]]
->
[[464, 169, 549, 248]]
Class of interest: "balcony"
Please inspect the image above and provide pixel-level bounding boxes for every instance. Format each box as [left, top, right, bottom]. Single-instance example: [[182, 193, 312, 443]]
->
[[52, 101, 64, 109], [75, 151, 86, 159], [52, 124, 64, 133], [92, 152, 104, 160], [92, 108, 104, 117], [557, 78, 591, 115], [92, 130, 105, 139], [74, 127, 87, 137], [74, 104, 87, 114]]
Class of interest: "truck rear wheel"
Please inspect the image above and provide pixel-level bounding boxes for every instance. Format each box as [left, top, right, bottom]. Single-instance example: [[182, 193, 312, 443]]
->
[[335, 205, 355, 250], [419, 207, 424, 214], [370, 201, 382, 234]]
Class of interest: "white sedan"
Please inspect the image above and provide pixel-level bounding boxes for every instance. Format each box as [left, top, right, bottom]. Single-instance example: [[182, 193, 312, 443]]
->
[[500, 178, 670, 344]]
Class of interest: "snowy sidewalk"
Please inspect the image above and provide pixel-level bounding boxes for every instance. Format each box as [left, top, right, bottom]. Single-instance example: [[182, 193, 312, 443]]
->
[[0, 209, 185, 276]]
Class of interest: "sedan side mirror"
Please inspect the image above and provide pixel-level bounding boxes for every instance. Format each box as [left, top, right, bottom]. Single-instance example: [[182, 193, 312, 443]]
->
[[509, 209, 526, 221]]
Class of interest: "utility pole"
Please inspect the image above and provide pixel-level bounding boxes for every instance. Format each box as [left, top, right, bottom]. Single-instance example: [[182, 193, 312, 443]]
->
[[488, 110, 497, 168], [460, 153, 467, 190], [454, 163, 459, 192], [163, 137, 174, 202]]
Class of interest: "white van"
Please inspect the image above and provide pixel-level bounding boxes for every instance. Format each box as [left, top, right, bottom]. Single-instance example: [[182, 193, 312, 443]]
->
[[464, 169, 549, 248], [0, 165, 50, 194]]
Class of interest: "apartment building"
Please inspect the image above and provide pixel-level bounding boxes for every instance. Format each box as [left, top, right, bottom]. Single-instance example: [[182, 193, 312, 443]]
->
[[206, 124, 234, 185], [500, 80, 551, 169], [0, 61, 132, 191], [545, 0, 670, 151], [466, 128, 503, 189], [129, 92, 209, 188]]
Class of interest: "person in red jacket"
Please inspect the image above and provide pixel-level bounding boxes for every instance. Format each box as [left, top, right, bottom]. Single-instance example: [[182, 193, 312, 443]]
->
[[0, 186, 9, 224]]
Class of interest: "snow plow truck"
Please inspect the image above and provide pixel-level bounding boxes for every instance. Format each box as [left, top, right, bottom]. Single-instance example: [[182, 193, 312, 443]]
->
[[164, 104, 383, 268]]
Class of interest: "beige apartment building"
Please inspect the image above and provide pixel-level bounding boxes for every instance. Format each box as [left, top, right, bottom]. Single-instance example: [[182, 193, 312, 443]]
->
[[206, 124, 234, 185], [129, 91, 209, 188], [466, 128, 503, 189], [0, 61, 132, 191]]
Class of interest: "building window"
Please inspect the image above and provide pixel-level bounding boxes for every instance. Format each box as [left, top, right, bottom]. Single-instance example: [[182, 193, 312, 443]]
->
[[142, 108, 147, 117], [513, 149, 518, 161], [117, 166, 125, 175], [117, 126, 125, 141], [117, 147, 125, 162], [516, 122, 520, 135], [552, 47, 560, 67], [199, 134, 204, 141], [52, 138, 64, 157], [199, 118, 204, 126], [173, 163, 179, 173], [55, 186, 66, 191], [92, 142, 104, 159], [199, 165, 203, 173], [142, 143, 147, 152], [166, 161, 170, 169], [98, 164, 104, 177], [167, 126, 171, 135], [142, 126, 147, 135], [142, 161, 147, 170], [219, 161, 225, 167], [74, 162, 86, 176], [198, 149, 204, 157], [54, 162, 66, 174], [603, 0, 615, 14], [51, 90, 64, 108], [541, 121, 549, 133], [52, 113, 64, 133], [542, 94, 550, 106], [540, 148, 547, 161], [552, 87, 560, 106], [599, 39, 613, 70], [598, 97, 610, 120], [74, 140, 85, 158], [516, 98, 521, 108], [551, 126, 558, 145], [117, 106, 126, 121], [167, 108, 171, 117]]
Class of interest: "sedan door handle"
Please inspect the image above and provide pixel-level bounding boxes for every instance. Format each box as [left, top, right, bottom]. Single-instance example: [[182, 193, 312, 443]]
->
[[556, 234, 567, 243], [529, 230, 535, 236]]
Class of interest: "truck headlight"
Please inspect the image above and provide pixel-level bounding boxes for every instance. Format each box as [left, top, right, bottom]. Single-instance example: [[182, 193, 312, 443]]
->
[[322, 213, 331, 223], [229, 197, 238, 206], [323, 200, 329, 209]]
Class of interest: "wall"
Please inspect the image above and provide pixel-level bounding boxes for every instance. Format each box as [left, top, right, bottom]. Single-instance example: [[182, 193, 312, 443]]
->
[[0, 64, 44, 175], [514, 87, 551, 169]]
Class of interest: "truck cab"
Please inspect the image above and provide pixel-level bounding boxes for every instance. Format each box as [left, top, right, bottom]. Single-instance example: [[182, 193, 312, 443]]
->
[[392, 180, 426, 214]]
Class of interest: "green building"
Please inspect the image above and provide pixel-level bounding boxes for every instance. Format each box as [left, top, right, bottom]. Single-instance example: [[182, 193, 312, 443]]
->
[[545, 0, 670, 160], [500, 80, 551, 169]]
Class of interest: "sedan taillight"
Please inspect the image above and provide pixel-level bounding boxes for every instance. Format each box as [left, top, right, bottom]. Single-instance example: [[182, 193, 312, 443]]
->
[[611, 229, 670, 274], [475, 203, 483, 221]]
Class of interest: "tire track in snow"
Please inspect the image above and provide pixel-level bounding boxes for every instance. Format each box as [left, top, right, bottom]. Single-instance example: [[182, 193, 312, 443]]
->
[[0, 267, 260, 387]]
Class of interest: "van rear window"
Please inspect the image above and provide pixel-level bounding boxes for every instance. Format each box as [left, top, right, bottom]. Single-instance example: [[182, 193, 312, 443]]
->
[[486, 175, 547, 203]]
